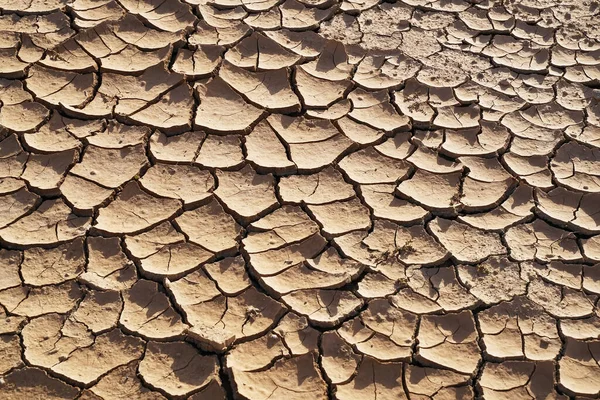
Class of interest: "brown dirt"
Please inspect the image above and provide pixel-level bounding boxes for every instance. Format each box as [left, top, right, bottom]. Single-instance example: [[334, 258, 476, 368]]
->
[[1, 0, 600, 398]]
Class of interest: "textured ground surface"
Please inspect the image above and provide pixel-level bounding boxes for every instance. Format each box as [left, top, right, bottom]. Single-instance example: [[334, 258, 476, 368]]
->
[[1, 0, 600, 398]]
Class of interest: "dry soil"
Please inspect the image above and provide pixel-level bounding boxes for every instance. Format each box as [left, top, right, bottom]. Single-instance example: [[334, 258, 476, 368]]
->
[[0, 0, 600, 398]]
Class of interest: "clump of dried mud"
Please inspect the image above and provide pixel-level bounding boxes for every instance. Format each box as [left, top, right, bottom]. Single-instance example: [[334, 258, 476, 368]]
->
[[1, 0, 600, 398]]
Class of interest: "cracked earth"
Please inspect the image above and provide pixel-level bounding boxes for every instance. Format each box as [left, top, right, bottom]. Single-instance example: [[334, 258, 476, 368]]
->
[[0, 0, 599, 398]]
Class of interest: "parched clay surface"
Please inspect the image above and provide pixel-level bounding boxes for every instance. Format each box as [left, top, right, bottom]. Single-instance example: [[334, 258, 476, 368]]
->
[[0, 0, 599, 398]]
